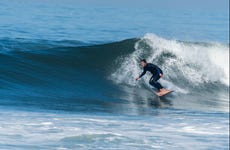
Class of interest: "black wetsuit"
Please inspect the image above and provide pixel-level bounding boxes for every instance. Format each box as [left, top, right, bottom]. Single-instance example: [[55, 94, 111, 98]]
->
[[139, 63, 163, 90]]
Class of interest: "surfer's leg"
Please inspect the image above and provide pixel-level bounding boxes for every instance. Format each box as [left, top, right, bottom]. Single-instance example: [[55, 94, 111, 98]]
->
[[149, 76, 163, 91]]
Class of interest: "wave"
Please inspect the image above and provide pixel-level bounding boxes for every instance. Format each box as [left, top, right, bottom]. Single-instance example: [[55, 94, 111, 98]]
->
[[111, 33, 229, 93], [0, 34, 229, 112]]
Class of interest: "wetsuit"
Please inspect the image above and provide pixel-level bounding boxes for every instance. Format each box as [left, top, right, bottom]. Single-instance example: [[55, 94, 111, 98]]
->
[[139, 63, 163, 90]]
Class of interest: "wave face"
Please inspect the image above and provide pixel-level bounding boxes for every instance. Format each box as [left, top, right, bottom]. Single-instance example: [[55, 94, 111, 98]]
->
[[0, 34, 229, 113]]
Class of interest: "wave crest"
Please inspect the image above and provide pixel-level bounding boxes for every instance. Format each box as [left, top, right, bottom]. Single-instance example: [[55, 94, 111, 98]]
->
[[111, 33, 229, 93]]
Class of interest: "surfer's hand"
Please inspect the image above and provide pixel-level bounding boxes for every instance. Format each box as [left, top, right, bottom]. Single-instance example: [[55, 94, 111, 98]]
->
[[135, 77, 139, 81], [159, 73, 163, 77]]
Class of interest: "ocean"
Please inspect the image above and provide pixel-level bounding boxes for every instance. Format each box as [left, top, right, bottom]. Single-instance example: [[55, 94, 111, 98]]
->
[[0, 0, 229, 149]]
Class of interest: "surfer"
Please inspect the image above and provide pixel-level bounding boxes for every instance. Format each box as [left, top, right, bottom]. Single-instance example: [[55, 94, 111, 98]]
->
[[135, 59, 168, 93]]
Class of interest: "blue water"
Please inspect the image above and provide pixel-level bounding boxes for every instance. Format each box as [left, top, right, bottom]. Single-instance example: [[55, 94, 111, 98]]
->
[[0, 0, 229, 43], [0, 0, 229, 149]]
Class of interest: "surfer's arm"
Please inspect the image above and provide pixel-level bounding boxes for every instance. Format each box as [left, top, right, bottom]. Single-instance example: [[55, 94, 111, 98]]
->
[[139, 70, 147, 78], [135, 70, 146, 81], [136, 67, 146, 81], [153, 66, 163, 77]]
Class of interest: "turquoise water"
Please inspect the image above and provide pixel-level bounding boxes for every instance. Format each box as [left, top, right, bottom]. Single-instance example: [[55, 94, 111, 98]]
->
[[0, 0, 229, 149]]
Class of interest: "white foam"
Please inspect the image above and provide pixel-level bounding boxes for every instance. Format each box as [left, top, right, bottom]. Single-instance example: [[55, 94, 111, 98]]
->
[[111, 33, 229, 93], [41, 122, 53, 125], [0, 110, 228, 149]]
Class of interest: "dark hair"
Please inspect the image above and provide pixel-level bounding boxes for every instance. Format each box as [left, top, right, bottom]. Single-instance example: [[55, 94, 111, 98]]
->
[[141, 59, 147, 63]]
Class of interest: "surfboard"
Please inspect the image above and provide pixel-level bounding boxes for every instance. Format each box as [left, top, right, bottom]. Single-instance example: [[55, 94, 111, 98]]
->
[[156, 90, 173, 97]]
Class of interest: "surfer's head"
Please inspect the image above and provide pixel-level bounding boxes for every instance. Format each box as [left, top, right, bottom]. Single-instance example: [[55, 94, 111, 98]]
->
[[140, 59, 147, 67]]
